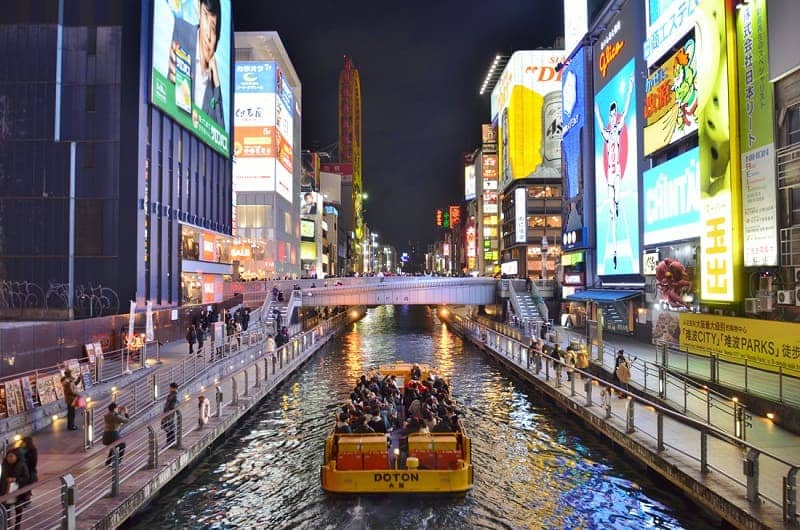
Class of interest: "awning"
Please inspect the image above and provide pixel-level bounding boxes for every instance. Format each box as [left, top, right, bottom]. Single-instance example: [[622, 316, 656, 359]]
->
[[565, 289, 642, 303]]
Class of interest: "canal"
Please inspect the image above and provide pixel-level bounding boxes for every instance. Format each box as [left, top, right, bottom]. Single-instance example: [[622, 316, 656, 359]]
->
[[128, 305, 719, 529]]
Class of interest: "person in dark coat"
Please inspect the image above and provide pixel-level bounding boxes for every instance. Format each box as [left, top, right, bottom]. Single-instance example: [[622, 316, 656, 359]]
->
[[103, 403, 130, 466], [186, 326, 197, 355], [61, 369, 80, 430], [1, 449, 31, 530], [162, 382, 179, 445]]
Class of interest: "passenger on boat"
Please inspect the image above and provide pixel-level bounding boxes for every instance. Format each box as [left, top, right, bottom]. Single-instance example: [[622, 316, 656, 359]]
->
[[431, 413, 453, 433], [335, 413, 352, 433], [410, 364, 422, 380], [352, 415, 375, 434], [367, 409, 386, 433]]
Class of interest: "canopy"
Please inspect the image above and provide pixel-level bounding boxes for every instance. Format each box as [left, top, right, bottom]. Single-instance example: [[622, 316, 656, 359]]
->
[[565, 290, 642, 303]]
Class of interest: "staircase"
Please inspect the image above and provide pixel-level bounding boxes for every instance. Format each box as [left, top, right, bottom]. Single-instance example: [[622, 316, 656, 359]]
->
[[508, 282, 546, 333], [601, 302, 631, 334]]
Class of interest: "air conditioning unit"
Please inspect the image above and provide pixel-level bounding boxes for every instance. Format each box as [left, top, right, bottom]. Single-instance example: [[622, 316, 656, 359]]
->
[[777, 290, 796, 305], [745, 298, 760, 314], [796, 286, 800, 307], [758, 294, 775, 312]]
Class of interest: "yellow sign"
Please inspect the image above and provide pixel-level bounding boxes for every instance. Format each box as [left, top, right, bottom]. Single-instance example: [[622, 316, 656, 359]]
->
[[679, 313, 800, 372]]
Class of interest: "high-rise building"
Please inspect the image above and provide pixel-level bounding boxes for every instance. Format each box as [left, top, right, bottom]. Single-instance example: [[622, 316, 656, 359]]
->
[[337, 55, 364, 273], [0, 1, 235, 319]]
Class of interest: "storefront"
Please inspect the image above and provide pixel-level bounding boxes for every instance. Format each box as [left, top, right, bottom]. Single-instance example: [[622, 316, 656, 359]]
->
[[564, 289, 643, 336], [180, 224, 234, 306]]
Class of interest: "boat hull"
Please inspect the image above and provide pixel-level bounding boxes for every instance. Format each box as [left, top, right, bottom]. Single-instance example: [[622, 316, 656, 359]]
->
[[320, 464, 473, 493]]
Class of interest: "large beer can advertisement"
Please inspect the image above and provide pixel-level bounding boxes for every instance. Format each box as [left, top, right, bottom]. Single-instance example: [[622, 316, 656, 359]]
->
[[491, 51, 564, 190], [233, 61, 276, 193], [737, 0, 778, 267], [592, 2, 643, 276], [696, 0, 741, 302], [151, 0, 232, 156]]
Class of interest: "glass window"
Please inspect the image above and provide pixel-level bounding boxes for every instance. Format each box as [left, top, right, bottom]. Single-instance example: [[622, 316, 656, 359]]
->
[[528, 185, 561, 198], [788, 105, 800, 146]]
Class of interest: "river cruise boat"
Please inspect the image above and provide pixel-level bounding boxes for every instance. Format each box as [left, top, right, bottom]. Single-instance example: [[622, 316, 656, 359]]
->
[[320, 363, 473, 493]]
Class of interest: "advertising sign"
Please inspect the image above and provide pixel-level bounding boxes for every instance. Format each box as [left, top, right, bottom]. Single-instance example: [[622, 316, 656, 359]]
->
[[436, 209, 443, 227], [738, 0, 778, 267], [301, 151, 320, 190], [644, 0, 698, 67], [319, 162, 353, 185], [643, 147, 701, 245], [483, 191, 498, 214], [464, 164, 476, 201], [562, 47, 586, 243], [643, 37, 699, 156], [481, 124, 497, 153], [593, 58, 640, 275], [515, 187, 527, 243], [300, 218, 314, 240], [320, 171, 342, 205], [697, 0, 740, 302], [679, 313, 800, 372], [481, 153, 498, 187], [492, 51, 564, 187], [151, 0, 231, 156], [233, 61, 276, 192]]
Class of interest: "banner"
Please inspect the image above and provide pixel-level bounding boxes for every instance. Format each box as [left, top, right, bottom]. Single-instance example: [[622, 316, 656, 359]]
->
[[642, 147, 701, 245], [737, 0, 778, 267], [679, 313, 800, 372], [146, 300, 154, 342], [128, 301, 136, 347]]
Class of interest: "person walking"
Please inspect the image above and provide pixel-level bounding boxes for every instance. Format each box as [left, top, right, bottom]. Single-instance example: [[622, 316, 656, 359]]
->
[[195, 324, 205, 357], [60, 369, 81, 430], [1, 450, 31, 530], [16, 437, 37, 485], [103, 403, 130, 466], [198, 395, 211, 428], [613, 349, 631, 397], [162, 382, 179, 445], [186, 325, 197, 355]]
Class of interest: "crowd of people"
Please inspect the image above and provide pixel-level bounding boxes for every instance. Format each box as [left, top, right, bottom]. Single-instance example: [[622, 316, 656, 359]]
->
[[335, 364, 462, 438]]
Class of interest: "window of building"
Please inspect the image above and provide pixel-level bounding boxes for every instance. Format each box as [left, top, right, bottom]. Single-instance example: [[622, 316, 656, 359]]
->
[[788, 105, 800, 146], [528, 185, 561, 198], [83, 143, 95, 168], [86, 85, 96, 112], [284, 211, 292, 234]]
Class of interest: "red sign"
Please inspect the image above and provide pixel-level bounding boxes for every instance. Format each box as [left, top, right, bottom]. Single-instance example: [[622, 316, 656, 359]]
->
[[449, 205, 461, 226], [436, 209, 443, 227]]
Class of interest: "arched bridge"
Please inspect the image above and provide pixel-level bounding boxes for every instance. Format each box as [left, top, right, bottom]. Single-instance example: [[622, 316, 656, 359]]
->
[[297, 277, 497, 306]]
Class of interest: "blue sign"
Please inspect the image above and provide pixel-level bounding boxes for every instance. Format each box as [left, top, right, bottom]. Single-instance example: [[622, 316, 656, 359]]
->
[[642, 147, 701, 245], [562, 47, 586, 202], [235, 62, 276, 93]]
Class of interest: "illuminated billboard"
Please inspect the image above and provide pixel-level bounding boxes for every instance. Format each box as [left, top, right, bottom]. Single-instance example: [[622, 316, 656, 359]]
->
[[464, 164, 476, 201], [562, 46, 586, 240], [738, 0, 778, 267], [491, 51, 564, 188], [275, 67, 294, 202], [644, 0, 698, 67], [643, 37, 698, 156], [697, 0, 740, 302], [233, 61, 276, 192], [151, 0, 231, 156], [643, 147, 701, 245], [300, 218, 314, 240], [514, 187, 527, 243]]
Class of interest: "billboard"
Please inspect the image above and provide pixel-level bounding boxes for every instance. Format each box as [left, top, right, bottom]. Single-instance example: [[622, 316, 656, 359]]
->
[[320, 162, 353, 184], [464, 164, 476, 201], [697, 0, 740, 302], [644, 0, 698, 67], [643, 147, 701, 245], [643, 37, 699, 156], [301, 151, 320, 190], [300, 191, 321, 217], [514, 187, 527, 243], [481, 154, 498, 188], [275, 67, 294, 203], [151, 0, 232, 156], [562, 46, 586, 239], [233, 62, 276, 192], [300, 218, 314, 240], [320, 171, 342, 205], [491, 51, 564, 188], [738, 0, 778, 267], [449, 205, 462, 227]]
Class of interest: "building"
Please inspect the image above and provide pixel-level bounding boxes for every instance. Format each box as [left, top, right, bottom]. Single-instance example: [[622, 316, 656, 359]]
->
[[232, 32, 301, 280], [0, 1, 235, 320]]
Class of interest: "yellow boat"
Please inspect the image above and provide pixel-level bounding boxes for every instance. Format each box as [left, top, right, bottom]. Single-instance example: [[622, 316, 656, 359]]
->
[[320, 363, 473, 493]]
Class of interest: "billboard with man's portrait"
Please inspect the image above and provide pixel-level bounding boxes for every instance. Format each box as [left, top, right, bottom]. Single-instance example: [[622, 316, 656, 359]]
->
[[151, 0, 232, 157]]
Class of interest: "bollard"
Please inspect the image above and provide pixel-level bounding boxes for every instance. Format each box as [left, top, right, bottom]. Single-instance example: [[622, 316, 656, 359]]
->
[[785, 467, 798, 524], [744, 448, 760, 503], [254, 364, 261, 387], [83, 407, 94, 450], [700, 430, 709, 474], [175, 410, 183, 450], [570, 372, 576, 396], [555, 363, 562, 388], [61, 473, 77, 530], [215, 385, 223, 417], [232, 376, 239, 406], [264, 358, 270, 380], [536, 353, 542, 375], [244, 369, 250, 397], [584, 379, 592, 407], [626, 398, 635, 433], [147, 426, 158, 469], [657, 412, 664, 451], [545, 356, 550, 381], [710, 354, 717, 383], [110, 447, 120, 497]]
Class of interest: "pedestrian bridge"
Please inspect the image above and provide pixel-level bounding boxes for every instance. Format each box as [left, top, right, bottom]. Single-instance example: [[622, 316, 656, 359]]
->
[[297, 277, 497, 306]]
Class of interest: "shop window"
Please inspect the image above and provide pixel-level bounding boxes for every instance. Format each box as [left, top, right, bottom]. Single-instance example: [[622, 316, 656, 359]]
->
[[528, 185, 562, 198], [788, 105, 800, 146]]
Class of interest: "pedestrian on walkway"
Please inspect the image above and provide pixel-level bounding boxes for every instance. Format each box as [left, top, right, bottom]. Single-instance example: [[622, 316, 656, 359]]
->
[[575, 346, 589, 380], [103, 403, 130, 466], [614, 349, 632, 397], [162, 382, 179, 445], [61, 369, 81, 430], [1, 449, 31, 530], [195, 324, 205, 356], [198, 395, 211, 428], [186, 326, 197, 355], [15, 437, 37, 484], [564, 346, 576, 382]]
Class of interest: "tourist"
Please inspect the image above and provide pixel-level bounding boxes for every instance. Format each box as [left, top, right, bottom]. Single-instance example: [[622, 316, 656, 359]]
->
[[61, 369, 81, 431], [162, 382, 179, 445], [103, 403, 130, 466], [1, 450, 31, 530], [186, 325, 197, 355]]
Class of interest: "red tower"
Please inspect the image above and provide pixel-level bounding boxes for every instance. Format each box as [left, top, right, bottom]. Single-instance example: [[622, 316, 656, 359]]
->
[[338, 55, 364, 271]]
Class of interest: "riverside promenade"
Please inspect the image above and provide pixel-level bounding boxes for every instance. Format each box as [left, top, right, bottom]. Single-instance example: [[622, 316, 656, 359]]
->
[[0, 311, 351, 529], [447, 312, 800, 530]]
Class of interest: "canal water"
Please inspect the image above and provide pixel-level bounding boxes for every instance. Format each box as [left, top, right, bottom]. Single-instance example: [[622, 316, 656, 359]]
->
[[128, 305, 720, 529]]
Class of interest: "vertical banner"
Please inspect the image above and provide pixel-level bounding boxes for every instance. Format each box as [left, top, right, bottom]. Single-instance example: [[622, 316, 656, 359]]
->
[[737, 0, 778, 267], [146, 300, 154, 342], [697, 0, 740, 302], [127, 301, 136, 347]]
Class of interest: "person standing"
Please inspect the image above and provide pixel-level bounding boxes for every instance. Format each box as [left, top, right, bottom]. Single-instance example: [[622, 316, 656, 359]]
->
[[162, 382, 179, 445], [61, 369, 80, 431], [103, 403, 130, 466], [1, 450, 31, 530], [613, 349, 630, 397], [186, 325, 197, 355], [195, 323, 205, 356]]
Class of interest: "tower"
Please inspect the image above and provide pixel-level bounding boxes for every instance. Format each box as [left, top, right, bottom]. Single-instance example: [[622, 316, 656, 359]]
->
[[338, 55, 364, 273]]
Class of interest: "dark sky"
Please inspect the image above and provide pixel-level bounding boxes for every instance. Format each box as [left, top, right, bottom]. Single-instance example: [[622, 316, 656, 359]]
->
[[234, 1, 565, 251]]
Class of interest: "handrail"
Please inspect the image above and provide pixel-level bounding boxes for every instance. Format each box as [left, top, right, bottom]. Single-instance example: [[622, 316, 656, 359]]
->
[[452, 313, 798, 469]]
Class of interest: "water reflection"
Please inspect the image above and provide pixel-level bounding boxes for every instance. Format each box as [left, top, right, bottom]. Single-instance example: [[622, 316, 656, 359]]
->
[[129, 306, 710, 530]]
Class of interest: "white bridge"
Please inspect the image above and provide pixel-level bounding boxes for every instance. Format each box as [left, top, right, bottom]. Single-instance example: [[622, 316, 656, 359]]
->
[[296, 277, 497, 306]]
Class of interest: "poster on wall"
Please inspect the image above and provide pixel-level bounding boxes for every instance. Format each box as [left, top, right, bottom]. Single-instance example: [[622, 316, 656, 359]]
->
[[594, 58, 640, 275], [37, 376, 59, 406], [643, 37, 699, 156], [737, 0, 778, 267], [697, 0, 740, 302], [151, 0, 232, 156]]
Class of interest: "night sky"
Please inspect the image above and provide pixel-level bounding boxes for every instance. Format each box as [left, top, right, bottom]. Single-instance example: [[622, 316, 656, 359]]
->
[[234, 1, 567, 251]]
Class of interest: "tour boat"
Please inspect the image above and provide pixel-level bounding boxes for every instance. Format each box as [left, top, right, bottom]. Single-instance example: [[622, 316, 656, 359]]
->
[[320, 363, 473, 493]]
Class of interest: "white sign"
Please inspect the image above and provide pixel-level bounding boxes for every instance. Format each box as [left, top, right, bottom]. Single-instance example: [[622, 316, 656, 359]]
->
[[742, 145, 778, 266], [515, 187, 527, 243], [145, 300, 154, 341], [127, 301, 136, 346], [501, 260, 518, 276], [643, 251, 659, 275]]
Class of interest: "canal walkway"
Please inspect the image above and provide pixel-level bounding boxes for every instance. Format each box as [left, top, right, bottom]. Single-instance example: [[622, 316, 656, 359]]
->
[[449, 313, 800, 529]]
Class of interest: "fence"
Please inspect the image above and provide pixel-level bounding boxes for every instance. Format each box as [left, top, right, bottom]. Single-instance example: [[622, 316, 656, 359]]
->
[[450, 313, 799, 526], [0, 311, 348, 530]]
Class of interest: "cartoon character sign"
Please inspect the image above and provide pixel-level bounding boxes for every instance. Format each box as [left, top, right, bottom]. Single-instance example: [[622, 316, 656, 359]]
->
[[655, 258, 693, 308], [673, 40, 697, 132]]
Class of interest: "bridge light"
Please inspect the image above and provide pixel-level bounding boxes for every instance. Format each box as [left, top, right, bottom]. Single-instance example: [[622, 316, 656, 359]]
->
[[349, 309, 360, 320], [439, 307, 450, 318]]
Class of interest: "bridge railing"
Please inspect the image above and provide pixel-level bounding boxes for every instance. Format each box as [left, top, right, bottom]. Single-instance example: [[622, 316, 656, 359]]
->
[[449, 313, 799, 525]]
